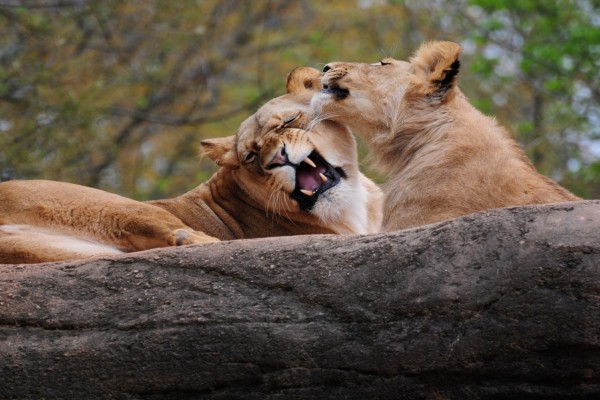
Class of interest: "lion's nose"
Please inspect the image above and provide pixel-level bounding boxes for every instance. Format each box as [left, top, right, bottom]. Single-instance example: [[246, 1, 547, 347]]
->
[[266, 145, 290, 169], [323, 64, 331, 73]]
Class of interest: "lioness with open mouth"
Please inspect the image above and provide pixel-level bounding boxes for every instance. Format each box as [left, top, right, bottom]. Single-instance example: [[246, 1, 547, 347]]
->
[[312, 41, 580, 231], [0, 67, 382, 264]]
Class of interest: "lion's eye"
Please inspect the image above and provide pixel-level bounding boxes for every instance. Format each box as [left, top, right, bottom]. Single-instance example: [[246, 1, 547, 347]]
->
[[380, 60, 391, 66], [282, 113, 300, 126], [244, 151, 257, 163]]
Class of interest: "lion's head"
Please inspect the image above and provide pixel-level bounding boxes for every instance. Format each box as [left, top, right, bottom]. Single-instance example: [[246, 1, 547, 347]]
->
[[311, 41, 462, 147], [200, 67, 382, 234]]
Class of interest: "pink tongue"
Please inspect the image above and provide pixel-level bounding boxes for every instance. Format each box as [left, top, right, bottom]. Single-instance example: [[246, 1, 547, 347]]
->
[[297, 166, 326, 191], [298, 173, 320, 191]]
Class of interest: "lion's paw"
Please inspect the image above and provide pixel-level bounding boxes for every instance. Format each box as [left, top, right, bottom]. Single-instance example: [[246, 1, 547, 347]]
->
[[174, 229, 219, 246]]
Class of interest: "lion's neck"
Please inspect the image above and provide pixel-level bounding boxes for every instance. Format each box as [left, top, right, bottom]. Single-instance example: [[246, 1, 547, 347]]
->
[[353, 107, 451, 178], [148, 169, 335, 240], [356, 90, 497, 177], [146, 172, 239, 240]]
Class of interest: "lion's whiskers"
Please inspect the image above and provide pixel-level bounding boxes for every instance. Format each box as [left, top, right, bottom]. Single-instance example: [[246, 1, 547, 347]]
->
[[307, 111, 341, 131], [266, 183, 281, 219]]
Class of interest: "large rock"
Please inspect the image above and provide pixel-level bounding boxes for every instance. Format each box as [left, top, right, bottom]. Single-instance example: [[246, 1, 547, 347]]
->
[[1, 201, 599, 399]]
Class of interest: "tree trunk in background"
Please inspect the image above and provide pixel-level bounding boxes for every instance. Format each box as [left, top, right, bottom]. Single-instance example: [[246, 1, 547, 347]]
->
[[1, 201, 599, 399]]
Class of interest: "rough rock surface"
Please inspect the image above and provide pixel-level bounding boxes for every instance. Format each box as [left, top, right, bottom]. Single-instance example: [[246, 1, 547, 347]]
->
[[1, 201, 599, 399]]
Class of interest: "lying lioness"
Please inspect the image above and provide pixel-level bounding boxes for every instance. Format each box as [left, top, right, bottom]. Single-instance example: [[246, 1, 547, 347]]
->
[[0, 67, 383, 263], [312, 41, 580, 231]]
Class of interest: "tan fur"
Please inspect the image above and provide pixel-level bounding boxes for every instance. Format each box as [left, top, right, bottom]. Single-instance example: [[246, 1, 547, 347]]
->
[[312, 41, 580, 231], [0, 181, 213, 263], [1, 67, 382, 264]]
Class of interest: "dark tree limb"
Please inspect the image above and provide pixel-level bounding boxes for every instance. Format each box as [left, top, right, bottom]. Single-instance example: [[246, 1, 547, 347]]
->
[[1, 201, 599, 399]]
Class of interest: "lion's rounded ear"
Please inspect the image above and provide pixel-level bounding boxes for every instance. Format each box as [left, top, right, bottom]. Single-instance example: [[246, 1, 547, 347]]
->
[[286, 67, 322, 94], [199, 136, 237, 167], [409, 41, 461, 102]]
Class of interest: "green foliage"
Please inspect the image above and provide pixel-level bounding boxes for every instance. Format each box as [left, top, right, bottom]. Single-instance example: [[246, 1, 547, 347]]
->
[[455, 0, 600, 196], [469, 57, 497, 78], [0, 0, 598, 199]]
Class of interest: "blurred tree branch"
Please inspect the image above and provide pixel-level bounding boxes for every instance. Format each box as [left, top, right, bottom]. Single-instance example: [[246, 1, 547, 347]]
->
[[0, 0, 90, 8], [106, 95, 274, 127], [0, 0, 598, 198]]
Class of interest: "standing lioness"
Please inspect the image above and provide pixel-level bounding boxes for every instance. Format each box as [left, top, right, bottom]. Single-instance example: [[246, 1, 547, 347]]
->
[[312, 41, 580, 231]]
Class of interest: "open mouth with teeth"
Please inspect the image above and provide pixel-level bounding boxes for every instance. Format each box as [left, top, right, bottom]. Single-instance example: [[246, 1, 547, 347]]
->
[[321, 83, 350, 100], [291, 151, 345, 211]]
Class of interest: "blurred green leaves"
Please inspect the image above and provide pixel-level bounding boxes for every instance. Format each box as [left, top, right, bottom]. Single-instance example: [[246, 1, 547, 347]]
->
[[0, 0, 598, 199]]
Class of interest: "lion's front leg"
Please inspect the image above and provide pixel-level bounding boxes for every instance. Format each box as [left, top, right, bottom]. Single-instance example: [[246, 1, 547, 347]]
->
[[98, 203, 221, 251], [0, 180, 220, 264]]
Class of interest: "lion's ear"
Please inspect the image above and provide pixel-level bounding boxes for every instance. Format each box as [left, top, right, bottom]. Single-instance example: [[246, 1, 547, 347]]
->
[[200, 136, 237, 167], [286, 67, 322, 94], [409, 41, 461, 102]]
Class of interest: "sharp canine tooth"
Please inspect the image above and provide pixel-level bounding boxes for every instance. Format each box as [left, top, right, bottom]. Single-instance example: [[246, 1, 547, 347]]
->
[[300, 189, 314, 196], [320, 173, 328, 182], [304, 156, 317, 168]]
